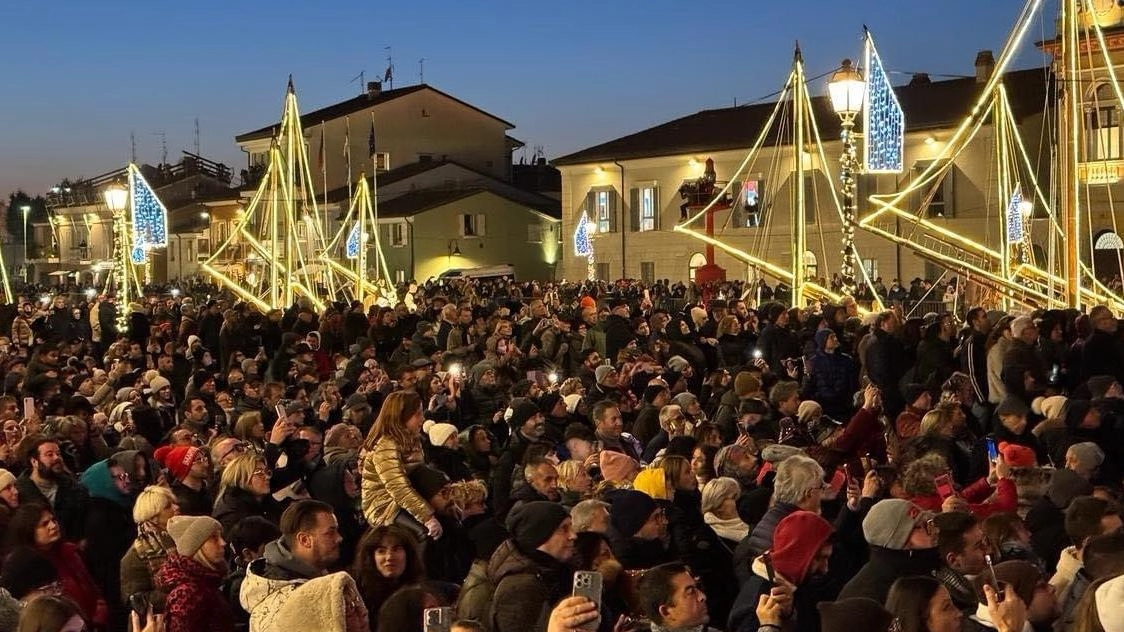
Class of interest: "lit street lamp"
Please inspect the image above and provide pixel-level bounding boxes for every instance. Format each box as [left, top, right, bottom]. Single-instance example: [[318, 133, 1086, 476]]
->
[[828, 58, 866, 296], [103, 182, 131, 330]]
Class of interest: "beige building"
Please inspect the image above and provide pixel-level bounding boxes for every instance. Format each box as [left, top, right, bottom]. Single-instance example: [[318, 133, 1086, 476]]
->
[[554, 35, 1124, 291], [233, 82, 560, 282]]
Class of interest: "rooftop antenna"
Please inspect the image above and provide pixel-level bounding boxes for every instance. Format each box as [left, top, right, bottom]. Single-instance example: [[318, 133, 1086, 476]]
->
[[130, 130, 137, 163], [350, 70, 365, 93], [384, 46, 394, 90], [419, 58, 425, 84], [194, 117, 200, 155], [153, 131, 167, 164]]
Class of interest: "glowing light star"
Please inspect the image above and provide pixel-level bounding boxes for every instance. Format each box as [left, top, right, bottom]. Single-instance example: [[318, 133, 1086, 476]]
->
[[128, 165, 168, 248], [574, 211, 593, 257], [346, 222, 361, 259], [862, 33, 904, 173], [130, 246, 147, 264], [1005, 187, 1024, 244]]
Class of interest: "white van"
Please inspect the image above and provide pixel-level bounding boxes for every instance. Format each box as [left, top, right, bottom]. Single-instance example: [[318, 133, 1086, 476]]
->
[[437, 264, 516, 282]]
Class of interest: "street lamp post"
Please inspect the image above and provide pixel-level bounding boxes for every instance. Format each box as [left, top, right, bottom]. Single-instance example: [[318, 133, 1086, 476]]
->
[[20, 205, 30, 280], [103, 182, 130, 331], [828, 58, 866, 296]]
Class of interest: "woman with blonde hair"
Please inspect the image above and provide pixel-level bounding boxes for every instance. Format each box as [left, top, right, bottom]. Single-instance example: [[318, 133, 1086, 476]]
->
[[702, 477, 749, 545], [157, 515, 233, 632], [360, 391, 440, 539], [211, 453, 275, 536], [120, 486, 179, 616], [556, 460, 593, 506]]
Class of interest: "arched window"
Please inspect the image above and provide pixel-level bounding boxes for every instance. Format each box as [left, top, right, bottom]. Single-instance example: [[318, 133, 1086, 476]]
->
[[1094, 230, 1124, 250], [688, 253, 707, 282], [1087, 83, 1122, 160], [802, 250, 818, 280]]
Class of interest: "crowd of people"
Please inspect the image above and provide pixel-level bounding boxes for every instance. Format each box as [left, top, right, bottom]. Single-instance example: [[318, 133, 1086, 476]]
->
[[0, 275, 1119, 632]]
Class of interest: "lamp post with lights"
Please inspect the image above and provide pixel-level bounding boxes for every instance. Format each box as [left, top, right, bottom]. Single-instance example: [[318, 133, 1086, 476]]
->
[[828, 58, 866, 296], [102, 182, 131, 331]]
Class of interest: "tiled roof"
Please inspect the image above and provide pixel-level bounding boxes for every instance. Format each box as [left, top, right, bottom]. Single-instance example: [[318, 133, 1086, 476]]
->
[[552, 67, 1051, 166], [235, 84, 515, 143]]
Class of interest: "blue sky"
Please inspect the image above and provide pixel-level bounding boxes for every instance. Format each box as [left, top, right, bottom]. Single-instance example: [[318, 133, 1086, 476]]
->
[[0, 0, 1055, 196]]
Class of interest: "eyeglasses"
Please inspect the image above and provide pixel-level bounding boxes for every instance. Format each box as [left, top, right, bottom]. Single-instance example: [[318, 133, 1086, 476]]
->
[[219, 442, 249, 462], [914, 519, 937, 535], [35, 581, 63, 595], [252, 467, 271, 478], [113, 473, 130, 482]]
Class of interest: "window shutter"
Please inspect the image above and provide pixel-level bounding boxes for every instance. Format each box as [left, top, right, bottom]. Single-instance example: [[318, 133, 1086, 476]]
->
[[585, 191, 595, 217], [652, 186, 661, 230], [476, 214, 486, 236], [629, 188, 640, 232], [457, 214, 466, 237], [608, 190, 618, 233]]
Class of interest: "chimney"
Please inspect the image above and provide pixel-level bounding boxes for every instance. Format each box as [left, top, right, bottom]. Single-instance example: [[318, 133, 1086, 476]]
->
[[366, 81, 382, 99], [909, 73, 931, 86], [974, 50, 995, 84]]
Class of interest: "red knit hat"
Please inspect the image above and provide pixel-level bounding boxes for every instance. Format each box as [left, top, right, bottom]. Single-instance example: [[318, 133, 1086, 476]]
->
[[999, 441, 1037, 468], [155, 445, 202, 480], [770, 510, 834, 584]]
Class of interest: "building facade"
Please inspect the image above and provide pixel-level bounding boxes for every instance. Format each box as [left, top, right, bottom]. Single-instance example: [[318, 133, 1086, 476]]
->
[[554, 28, 1124, 292]]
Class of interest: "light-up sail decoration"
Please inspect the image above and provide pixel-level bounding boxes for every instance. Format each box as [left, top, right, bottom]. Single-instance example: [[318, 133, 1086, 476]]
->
[[346, 223, 361, 259], [1005, 186, 1024, 244], [862, 33, 904, 173], [573, 210, 595, 280], [129, 165, 168, 248]]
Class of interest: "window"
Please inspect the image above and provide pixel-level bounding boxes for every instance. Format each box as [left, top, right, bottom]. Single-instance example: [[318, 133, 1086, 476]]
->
[[741, 178, 764, 227], [862, 258, 878, 281], [187, 240, 194, 261], [915, 161, 956, 218], [595, 262, 610, 281], [297, 223, 307, 239], [596, 191, 611, 233], [389, 222, 407, 247], [375, 152, 391, 172], [585, 188, 618, 233], [459, 213, 486, 237], [197, 239, 210, 260], [630, 186, 660, 232], [688, 253, 707, 282], [169, 243, 176, 262], [640, 261, 656, 283], [527, 225, 543, 243], [1088, 83, 1122, 160], [395, 269, 406, 284]]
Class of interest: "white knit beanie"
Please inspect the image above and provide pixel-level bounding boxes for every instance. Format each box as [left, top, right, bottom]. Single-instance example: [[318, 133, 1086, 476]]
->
[[1096, 573, 1124, 632]]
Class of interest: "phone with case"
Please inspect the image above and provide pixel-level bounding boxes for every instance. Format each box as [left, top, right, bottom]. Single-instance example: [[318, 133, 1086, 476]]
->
[[422, 607, 453, 632], [934, 474, 956, 500], [572, 570, 603, 630]]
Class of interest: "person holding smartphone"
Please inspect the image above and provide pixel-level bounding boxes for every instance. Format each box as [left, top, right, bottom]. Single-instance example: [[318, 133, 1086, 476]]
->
[[728, 511, 832, 632]]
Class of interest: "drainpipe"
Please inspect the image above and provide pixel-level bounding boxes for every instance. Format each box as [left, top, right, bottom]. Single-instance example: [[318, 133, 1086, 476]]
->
[[614, 160, 625, 279], [406, 217, 416, 282]]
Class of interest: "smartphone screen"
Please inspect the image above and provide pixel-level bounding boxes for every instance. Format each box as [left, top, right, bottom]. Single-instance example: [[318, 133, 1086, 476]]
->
[[275, 404, 287, 421], [22, 397, 34, 420], [986, 438, 999, 462]]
